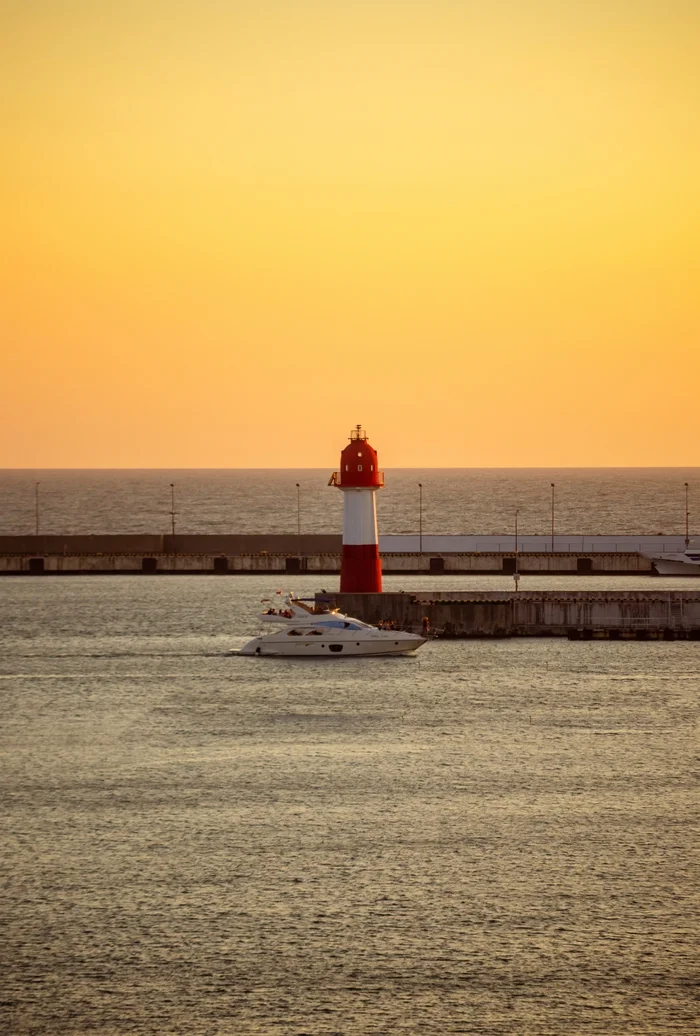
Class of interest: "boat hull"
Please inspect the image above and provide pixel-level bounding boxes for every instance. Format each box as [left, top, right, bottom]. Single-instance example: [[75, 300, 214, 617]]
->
[[240, 635, 426, 657], [651, 558, 700, 576]]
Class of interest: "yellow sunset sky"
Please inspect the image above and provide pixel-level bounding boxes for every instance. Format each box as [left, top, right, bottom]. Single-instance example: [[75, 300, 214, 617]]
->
[[2, 0, 699, 467]]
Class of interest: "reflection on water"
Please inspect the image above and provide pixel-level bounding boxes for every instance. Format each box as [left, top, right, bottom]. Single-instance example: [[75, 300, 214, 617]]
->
[[1, 576, 698, 1034], [1, 468, 698, 536]]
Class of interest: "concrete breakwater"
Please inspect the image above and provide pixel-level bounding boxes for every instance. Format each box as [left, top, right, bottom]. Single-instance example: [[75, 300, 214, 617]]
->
[[0, 534, 666, 576], [0, 534, 342, 556], [1, 551, 652, 576], [328, 590, 700, 639], [1, 534, 690, 555]]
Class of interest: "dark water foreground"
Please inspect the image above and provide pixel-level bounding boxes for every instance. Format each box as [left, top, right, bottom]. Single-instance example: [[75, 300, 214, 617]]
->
[[1, 577, 698, 1035]]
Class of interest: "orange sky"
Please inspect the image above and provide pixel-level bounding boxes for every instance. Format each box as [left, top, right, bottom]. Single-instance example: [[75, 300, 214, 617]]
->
[[2, 0, 699, 467]]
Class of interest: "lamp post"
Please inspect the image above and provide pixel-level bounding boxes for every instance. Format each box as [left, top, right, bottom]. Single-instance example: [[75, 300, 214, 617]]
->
[[296, 483, 301, 538], [685, 482, 690, 547], [550, 483, 555, 553], [514, 508, 520, 592], [169, 483, 177, 554], [35, 481, 40, 536], [418, 483, 423, 555]]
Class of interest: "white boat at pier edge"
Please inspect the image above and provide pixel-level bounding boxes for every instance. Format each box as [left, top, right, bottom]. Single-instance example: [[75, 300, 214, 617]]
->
[[646, 541, 700, 576], [237, 593, 428, 657]]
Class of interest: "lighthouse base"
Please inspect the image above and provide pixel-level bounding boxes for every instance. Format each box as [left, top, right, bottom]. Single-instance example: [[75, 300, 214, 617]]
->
[[340, 544, 383, 593]]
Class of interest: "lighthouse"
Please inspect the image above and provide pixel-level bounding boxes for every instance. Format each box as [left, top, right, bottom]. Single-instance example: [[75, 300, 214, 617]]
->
[[328, 425, 383, 593]]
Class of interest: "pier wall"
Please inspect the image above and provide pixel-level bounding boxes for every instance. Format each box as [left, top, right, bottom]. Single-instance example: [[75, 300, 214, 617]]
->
[[0, 552, 654, 575], [370, 553, 652, 574], [0, 554, 339, 574], [0, 534, 342, 556], [0, 533, 690, 557], [330, 590, 700, 637], [382, 535, 691, 554]]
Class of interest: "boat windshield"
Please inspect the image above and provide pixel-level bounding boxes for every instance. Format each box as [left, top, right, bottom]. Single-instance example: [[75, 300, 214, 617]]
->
[[313, 618, 371, 630]]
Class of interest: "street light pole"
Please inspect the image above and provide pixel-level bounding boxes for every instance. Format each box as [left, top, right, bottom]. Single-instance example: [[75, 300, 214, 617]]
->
[[170, 483, 177, 554], [296, 483, 301, 538], [418, 483, 423, 555], [35, 481, 40, 536], [550, 483, 555, 553], [685, 482, 690, 547], [514, 508, 520, 592]]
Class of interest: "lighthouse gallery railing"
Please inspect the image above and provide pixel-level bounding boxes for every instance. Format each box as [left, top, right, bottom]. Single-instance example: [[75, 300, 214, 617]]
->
[[327, 471, 385, 488]]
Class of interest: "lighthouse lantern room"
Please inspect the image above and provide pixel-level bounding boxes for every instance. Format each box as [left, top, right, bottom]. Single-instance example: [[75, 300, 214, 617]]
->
[[328, 425, 384, 593]]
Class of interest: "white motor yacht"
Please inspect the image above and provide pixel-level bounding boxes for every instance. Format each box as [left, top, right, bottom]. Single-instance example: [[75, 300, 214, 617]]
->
[[239, 594, 428, 657], [647, 543, 700, 576]]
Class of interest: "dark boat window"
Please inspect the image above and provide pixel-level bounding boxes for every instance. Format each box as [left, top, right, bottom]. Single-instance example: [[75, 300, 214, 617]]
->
[[329, 644, 343, 653]]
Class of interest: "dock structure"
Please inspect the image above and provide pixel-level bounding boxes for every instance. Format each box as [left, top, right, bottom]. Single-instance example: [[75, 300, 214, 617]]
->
[[0, 534, 691, 576], [326, 590, 700, 640], [0, 551, 655, 576], [0, 534, 692, 577]]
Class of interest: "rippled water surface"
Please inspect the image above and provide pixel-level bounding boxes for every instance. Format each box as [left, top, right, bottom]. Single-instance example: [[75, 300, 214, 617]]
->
[[1, 468, 698, 536], [1, 576, 698, 1035]]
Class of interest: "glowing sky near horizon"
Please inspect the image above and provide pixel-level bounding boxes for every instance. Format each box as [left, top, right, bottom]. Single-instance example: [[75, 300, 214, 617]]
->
[[2, 0, 699, 467]]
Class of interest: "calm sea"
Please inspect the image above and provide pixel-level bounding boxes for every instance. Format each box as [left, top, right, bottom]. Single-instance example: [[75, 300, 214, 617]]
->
[[1, 574, 698, 1035], [0, 468, 698, 537]]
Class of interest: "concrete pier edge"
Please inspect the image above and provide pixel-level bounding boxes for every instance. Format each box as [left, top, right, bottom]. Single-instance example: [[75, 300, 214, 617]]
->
[[0, 551, 658, 576], [325, 590, 700, 640], [0, 533, 693, 576]]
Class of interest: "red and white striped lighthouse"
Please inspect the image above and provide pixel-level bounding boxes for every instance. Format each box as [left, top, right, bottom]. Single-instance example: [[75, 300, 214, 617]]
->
[[328, 425, 383, 593]]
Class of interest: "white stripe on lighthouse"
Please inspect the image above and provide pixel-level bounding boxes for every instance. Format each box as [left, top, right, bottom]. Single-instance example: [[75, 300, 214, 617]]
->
[[342, 489, 379, 545]]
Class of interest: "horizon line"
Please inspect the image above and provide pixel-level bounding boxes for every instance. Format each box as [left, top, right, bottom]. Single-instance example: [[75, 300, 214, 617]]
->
[[1, 465, 699, 473]]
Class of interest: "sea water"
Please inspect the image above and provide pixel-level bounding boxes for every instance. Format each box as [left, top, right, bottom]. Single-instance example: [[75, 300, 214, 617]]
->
[[1, 574, 698, 1034], [1, 468, 698, 537]]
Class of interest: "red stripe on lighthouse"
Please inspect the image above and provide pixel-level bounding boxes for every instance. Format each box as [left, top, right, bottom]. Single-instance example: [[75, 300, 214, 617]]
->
[[340, 544, 382, 593]]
